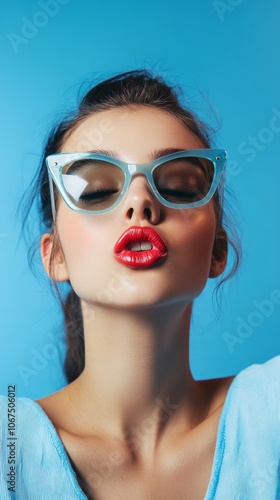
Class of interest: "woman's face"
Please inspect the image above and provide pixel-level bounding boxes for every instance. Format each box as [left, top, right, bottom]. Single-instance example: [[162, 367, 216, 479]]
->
[[43, 106, 226, 310]]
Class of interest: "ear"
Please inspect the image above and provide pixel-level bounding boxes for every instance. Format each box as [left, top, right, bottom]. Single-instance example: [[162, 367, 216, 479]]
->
[[209, 229, 228, 279], [40, 233, 69, 282]]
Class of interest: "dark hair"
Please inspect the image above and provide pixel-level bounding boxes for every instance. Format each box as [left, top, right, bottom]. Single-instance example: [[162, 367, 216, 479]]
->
[[26, 69, 241, 384]]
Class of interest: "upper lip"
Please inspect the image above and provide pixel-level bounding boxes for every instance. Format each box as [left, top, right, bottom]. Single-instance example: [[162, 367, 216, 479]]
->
[[114, 226, 168, 254]]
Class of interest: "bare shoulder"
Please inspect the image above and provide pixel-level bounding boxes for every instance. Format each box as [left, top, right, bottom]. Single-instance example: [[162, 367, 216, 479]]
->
[[35, 385, 75, 430]]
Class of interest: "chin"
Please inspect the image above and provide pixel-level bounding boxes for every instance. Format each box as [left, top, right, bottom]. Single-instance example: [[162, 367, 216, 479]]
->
[[97, 289, 196, 311]]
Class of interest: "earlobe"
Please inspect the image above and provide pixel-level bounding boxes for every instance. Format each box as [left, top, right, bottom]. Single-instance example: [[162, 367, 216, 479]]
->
[[209, 228, 228, 279], [40, 233, 69, 282], [209, 250, 227, 278]]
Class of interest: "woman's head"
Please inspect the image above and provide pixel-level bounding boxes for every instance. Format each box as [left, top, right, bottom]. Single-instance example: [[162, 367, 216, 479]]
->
[[29, 70, 240, 382]]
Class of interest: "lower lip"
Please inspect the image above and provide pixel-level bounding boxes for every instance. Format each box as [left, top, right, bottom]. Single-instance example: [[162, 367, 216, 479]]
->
[[114, 249, 167, 268]]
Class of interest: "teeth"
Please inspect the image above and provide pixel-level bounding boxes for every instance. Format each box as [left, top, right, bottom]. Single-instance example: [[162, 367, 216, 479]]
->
[[130, 243, 142, 251], [130, 242, 153, 251], [141, 242, 153, 250]]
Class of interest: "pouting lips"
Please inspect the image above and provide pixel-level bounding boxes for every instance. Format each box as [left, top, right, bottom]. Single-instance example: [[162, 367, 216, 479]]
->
[[114, 226, 168, 268]]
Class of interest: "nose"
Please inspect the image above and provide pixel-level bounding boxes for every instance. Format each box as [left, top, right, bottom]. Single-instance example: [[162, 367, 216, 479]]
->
[[120, 175, 162, 224]]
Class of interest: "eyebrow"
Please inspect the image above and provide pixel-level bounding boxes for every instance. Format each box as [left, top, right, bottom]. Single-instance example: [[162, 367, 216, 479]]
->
[[86, 147, 189, 161], [67, 147, 209, 175]]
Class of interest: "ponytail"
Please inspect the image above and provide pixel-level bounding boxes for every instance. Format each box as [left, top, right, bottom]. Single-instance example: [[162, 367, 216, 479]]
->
[[62, 289, 85, 383]]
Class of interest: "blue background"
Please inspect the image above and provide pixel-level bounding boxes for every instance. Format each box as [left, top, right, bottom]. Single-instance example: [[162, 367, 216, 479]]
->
[[1, 0, 280, 399]]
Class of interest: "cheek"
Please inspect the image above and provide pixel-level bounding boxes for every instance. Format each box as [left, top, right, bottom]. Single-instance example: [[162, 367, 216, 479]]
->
[[168, 208, 216, 286], [190, 216, 216, 258], [57, 214, 93, 257], [172, 205, 216, 248], [55, 209, 108, 288], [56, 205, 109, 254]]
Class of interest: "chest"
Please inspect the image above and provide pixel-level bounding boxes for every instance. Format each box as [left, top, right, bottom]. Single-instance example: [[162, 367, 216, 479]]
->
[[62, 429, 216, 500], [82, 461, 212, 500]]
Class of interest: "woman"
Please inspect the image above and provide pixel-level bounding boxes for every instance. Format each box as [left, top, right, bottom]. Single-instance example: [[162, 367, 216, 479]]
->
[[1, 70, 280, 499]]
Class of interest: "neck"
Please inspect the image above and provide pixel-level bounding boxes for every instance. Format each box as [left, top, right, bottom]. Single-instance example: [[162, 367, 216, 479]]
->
[[85, 303, 192, 420], [68, 302, 228, 445]]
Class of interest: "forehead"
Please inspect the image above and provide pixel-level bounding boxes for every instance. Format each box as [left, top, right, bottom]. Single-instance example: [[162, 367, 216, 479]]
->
[[61, 106, 204, 162]]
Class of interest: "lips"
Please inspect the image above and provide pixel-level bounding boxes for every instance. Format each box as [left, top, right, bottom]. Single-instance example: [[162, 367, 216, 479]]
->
[[114, 226, 168, 268]]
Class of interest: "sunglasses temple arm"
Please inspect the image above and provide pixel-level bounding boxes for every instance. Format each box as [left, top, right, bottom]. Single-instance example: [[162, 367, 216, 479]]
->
[[48, 172, 57, 222], [219, 170, 226, 208]]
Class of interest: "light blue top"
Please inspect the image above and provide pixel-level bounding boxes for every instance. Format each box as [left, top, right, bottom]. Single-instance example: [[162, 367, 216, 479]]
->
[[1, 355, 280, 499]]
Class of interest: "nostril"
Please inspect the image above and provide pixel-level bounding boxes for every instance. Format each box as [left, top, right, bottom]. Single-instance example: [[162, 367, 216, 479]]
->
[[126, 206, 152, 221], [127, 207, 134, 219], [144, 207, 152, 220]]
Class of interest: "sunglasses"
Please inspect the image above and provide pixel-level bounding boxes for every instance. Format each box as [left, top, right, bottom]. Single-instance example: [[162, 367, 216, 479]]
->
[[46, 149, 227, 217]]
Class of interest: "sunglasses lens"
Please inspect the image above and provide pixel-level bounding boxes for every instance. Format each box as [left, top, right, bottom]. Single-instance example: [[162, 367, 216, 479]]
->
[[61, 159, 125, 211], [153, 156, 215, 205], [59, 154, 217, 213]]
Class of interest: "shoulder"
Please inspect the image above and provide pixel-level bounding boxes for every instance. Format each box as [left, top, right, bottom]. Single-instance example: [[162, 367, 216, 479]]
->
[[0, 394, 86, 498], [235, 354, 280, 392], [0, 393, 52, 447], [0, 392, 34, 408], [0, 392, 67, 450], [227, 354, 280, 429], [211, 356, 280, 498], [0, 393, 35, 428], [0, 393, 44, 425]]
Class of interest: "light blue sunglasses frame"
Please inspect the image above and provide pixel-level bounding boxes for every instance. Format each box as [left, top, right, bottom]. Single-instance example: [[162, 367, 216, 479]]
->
[[46, 149, 227, 217]]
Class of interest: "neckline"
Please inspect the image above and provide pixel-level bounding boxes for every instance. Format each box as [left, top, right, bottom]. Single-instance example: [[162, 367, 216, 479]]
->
[[27, 375, 237, 499], [204, 373, 237, 498], [25, 397, 88, 498]]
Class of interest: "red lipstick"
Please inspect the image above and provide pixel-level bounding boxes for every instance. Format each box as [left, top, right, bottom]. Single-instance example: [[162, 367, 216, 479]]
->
[[114, 226, 168, 269]]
